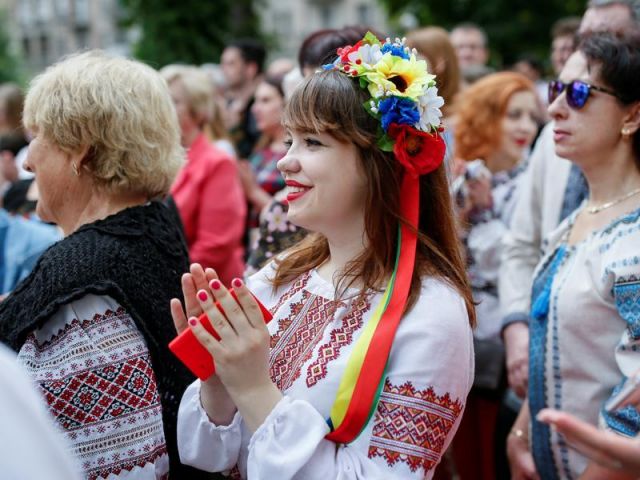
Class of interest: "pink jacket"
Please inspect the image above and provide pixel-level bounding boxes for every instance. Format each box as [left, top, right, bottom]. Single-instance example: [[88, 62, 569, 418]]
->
[[171, 134, 246, 284]]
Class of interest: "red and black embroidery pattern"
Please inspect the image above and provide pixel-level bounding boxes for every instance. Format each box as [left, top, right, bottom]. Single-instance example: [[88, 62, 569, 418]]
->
[[19, 306, 168, 480], [368, 379, 463, 474], [269, 291, 337, 391], [305, 297, 370, 387], [41, 355, 160, 430], [269, 271, 312, 318]]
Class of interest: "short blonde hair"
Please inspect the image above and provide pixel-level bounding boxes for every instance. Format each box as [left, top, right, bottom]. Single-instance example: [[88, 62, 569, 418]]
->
[[23, 50, 183, 198], [160, 65, 214, 128]]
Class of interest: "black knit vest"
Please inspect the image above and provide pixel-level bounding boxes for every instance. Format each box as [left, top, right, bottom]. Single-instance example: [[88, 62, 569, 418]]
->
[[0, 201, 208, 478]]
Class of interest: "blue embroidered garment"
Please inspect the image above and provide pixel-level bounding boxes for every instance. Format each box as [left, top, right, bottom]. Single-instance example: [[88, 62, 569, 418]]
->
[[529, 244, 569, 480], [528, 207, 640, 478]]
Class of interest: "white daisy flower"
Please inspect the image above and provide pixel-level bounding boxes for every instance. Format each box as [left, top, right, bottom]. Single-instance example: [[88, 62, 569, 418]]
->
[[415, 86, 444, 130]]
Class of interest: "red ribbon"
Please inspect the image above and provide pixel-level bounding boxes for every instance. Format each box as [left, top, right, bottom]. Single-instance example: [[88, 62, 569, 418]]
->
[[325, 174, 419, 443]]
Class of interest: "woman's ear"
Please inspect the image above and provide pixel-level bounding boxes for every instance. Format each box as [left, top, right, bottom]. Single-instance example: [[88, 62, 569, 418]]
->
[[70, 145, 93, 173], [621, 101, 640, 137]]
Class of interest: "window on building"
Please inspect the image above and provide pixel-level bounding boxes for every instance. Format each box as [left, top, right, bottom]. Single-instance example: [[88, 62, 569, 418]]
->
[[357, 4, 371, 25], [76, 28, 89, 48], [74, 0, 90, 27], [40, 35, 49, 62], [55, 0, 70, 18], [22, 37, 31, 58], [37, 0, 52, 22], [18, 1, 34, 27], [273, 10, 292, 38], [319, 5, 333, 27]]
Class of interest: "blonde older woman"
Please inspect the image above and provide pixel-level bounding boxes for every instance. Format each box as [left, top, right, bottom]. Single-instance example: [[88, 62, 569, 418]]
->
[[162, 65, 246, 284], [0, 52, 206, 479]]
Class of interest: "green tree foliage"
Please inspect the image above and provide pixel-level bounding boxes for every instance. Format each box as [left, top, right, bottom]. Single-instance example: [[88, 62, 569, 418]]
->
[[120, 0, 264, 68], [0, 10, 24, 84], [379, 0, 584, 68]]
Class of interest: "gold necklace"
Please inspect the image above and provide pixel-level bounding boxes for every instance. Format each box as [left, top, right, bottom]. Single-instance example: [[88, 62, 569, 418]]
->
[[586, 187, 640, 214]]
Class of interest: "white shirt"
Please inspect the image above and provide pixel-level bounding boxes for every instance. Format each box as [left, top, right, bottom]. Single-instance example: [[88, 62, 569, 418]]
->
[[0, 343, 81, 480], [178, 264, 474, 479], [499, 123, 575, 325]]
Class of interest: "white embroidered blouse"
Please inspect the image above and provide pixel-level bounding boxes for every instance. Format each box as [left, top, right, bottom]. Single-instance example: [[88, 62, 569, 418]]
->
[[17, 294, 169, 480], [178, 264, 474, 479]]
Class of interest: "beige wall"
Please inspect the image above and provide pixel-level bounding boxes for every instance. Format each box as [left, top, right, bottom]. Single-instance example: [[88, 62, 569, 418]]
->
[[259, 0, 390, 62]]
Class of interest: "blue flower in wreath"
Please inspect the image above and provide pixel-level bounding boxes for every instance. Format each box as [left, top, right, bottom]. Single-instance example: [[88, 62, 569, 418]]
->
[[381, 43, 410, 60], [378, 96, 420, 132]]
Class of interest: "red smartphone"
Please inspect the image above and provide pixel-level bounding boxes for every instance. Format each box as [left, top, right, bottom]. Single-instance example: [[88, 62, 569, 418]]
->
[[169, 288, 273, 380]]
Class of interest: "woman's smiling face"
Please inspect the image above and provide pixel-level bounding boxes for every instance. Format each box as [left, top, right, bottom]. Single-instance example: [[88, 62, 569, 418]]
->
[[277, 129, 367, 236]]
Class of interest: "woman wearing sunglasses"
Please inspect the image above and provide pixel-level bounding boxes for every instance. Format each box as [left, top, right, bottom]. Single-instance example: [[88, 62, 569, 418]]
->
[[507, 31, 640, 480]]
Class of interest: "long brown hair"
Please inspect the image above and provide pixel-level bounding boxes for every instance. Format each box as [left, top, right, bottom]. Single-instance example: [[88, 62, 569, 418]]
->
[[406, 27, 461, 118], [273, 70, 475, 326]]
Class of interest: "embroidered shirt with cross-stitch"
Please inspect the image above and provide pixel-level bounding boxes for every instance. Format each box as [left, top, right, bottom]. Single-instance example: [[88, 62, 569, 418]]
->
[[528, 204, 640, 480], [17, 294, 169, 480], [177, 262, 474, 479]]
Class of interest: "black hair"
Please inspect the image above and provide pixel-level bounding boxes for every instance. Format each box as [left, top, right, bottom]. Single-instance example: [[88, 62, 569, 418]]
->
[[225, 39, 266, 74], [579, 31, 640, 163], [0, 132, 28, 156], [297, 26, 385, 71], [515, 53, 545, 76]]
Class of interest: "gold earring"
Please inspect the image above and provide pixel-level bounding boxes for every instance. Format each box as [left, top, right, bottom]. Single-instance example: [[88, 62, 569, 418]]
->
[[72, 162, 80, 176]]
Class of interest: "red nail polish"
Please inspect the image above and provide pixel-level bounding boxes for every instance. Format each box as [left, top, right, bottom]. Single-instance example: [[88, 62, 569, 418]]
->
[[197, 290, 208, 302], [210, 279, 221, 290], [232, 278, 243, 288], [188, 317, 198, 327]]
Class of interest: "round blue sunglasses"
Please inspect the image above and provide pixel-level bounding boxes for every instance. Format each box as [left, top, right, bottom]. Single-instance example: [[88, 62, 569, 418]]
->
[[548, 79, 620, 109]]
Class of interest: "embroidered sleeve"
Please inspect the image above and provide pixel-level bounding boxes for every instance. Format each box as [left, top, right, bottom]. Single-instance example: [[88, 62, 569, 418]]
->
[[17, 295, 168, 480], [604, 272, 640, 436], [368, 379, 463, 473]]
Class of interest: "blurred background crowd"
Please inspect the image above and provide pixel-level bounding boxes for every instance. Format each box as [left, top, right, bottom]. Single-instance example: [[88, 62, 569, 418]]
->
[[1, 0, 640, 479]]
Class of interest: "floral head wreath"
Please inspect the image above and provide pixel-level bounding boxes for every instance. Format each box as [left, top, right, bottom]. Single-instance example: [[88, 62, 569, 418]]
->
[[323, 31, 446, 177], [322, 33, 449, 445]]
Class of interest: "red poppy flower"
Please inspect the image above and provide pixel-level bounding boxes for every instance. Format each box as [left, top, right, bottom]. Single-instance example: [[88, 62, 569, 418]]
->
[[337, 40, 363, 63], [388, 123, 446, 177]]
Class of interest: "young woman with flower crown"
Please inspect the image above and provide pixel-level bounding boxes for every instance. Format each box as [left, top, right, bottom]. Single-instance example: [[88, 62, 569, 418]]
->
[[171, 33, 475, 479]]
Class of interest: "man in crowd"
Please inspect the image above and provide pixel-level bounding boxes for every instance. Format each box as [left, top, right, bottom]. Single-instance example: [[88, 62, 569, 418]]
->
[[550, 16, 581, 76], [220, 39, 266, 158], [450, 22, 493, 87], [450, 22, 490, 69]]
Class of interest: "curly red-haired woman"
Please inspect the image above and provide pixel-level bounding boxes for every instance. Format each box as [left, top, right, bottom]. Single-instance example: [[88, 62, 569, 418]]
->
[[451, 71, 540, 480]]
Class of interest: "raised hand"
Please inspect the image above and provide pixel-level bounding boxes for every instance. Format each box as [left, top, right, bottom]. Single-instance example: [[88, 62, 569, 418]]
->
[[189, 277, 282, 433]]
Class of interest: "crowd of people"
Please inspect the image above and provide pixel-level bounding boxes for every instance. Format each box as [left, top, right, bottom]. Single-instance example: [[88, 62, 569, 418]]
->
[[0, 1, 639, 479]]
